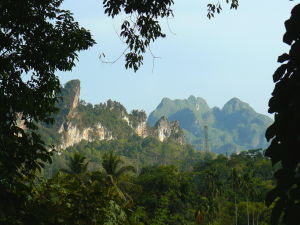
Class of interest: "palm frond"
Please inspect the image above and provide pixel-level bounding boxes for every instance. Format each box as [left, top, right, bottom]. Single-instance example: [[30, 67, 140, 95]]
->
[[59, 168, 73, 174], [82, 159, 92, 173], [118, 181, 142, 192], [114, 165, 136, 180]]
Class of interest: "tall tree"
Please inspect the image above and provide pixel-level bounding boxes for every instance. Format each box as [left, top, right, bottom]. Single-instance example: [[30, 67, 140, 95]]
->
[[203, 169, 218, 200], [264, 3, 300, 225], [241, 171, 254, 225], [249, 179, 260, 225], [100, 149, 138, 204], [60, 152, 91, 176], [227, 168, 241, 225], [0, 1, 95, 222], [215, 180, 225, 222]]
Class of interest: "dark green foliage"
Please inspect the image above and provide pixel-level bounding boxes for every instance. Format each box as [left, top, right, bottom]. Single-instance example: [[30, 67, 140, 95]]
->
[[43, 134, 215, 178], [22, 171, 128, 225], [124, 148, 276, 225], [131, 165, 201, 224], [0, 1, 95, 223], [59, 152, 91, 175], [192, 149, 279, 225], [99, 150, 139, 205], [148, 96, 273, 154], [129, 110, 147, 128], [264, 3, 300, 225], [102, 0, 175, 72], [74, 99, 134, 138], [207, 0, 239, 19], [101, 0, 240, 71]]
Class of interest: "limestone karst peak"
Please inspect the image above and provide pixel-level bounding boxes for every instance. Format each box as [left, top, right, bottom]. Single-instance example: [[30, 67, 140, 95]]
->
[[148, 96, 273, 154], [221, 97, 253, 115]]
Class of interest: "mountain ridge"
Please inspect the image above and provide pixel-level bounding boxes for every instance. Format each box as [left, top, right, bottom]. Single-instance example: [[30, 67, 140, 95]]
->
[[148, 95, 273, 154], [34, 80, 186, 152]]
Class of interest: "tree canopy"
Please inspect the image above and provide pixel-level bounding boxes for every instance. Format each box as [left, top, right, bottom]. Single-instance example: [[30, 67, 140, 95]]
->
[[0, 0, 95, 222], [4, 0, 300, 224]]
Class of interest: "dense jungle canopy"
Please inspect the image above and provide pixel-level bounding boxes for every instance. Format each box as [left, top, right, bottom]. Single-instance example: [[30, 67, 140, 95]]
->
[[1, 0, 300, 224]]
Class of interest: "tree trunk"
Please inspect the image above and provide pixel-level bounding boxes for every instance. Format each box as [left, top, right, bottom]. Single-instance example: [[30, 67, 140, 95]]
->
[[235, 193, 237, 225], [257, 204, 259, 225], [246, 195, 249, 225], [219, 200, 221, 221], [252, 202, 254, 225]]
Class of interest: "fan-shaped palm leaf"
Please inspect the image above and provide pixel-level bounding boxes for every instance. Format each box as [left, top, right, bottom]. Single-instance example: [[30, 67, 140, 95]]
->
[[60, 152, 91, 176], [100, 150, 140, 205]]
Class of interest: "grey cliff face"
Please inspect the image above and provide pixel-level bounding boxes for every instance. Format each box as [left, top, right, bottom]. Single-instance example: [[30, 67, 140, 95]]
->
[[55, 81, 185, 150], [59, 121, 113, 150], [16, 80, 186, 152], [153, 116, 186, 144]]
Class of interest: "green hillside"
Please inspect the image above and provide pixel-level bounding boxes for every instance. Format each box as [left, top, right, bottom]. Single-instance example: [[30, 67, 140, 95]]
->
[[148, 96, 273, 154], [25, 80, 276, 225], [37, 80, 214, 178]]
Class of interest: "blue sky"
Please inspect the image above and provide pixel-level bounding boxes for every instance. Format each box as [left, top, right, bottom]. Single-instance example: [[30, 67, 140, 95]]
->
[[55, 0, 298, 119]]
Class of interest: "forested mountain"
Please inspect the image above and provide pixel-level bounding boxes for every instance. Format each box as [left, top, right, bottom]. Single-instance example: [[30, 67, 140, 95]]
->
[[15, 79, 278, 224], [148, 96, 273, 154], [33, 80, 274, 177], [33, 79, 186, 151], [33, 79, 215, 178]]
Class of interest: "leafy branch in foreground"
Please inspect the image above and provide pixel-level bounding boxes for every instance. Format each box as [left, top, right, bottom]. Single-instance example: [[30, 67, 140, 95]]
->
[[207, 0, 239, 19], [264, 3, 300, 225], [0, 1, 95, 222]]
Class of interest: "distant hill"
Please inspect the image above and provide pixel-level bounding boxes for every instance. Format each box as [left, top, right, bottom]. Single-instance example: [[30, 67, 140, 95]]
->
[[148, 96, 273, 154], [32, 80, 188, 149], [28, 80, 214, 178]]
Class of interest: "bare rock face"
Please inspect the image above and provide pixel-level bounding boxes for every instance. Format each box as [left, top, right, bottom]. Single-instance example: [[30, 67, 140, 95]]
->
[[153, 116, 185, 144], [72, 86, 80, 109], [135, 121, 148, 138], [59, 121, 112, 150], [38, 80, 186, 151], [16, 113, 26, 130], [156, 116, 174, 141]]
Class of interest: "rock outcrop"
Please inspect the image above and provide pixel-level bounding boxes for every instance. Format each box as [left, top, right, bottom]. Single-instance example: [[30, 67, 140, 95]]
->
[[135, 121, 148, 138], [21, 79, 186, 152], [59, 121, 112, 150], [152, 116, 185, 144], [72, 86, 80, 109]]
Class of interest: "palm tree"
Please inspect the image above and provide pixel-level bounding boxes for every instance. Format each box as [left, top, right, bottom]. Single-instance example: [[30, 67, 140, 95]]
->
[[60, 152, 91, 177], [249, 179, 260, 225], [206, 196, 218, 225], [227, 168, 241, 225], [100, 149, 140, 205], [241, 171, 254, 225], [214, 164, 227, 222], [203, 169, 218, 200], [215, 180, 224, 222]]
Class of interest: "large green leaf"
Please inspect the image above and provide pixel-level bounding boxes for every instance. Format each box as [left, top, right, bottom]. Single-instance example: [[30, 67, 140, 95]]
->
[[270, 198, 285, 225]]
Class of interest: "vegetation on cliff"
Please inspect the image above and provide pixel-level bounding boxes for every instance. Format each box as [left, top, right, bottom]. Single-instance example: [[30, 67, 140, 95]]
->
[[41, 134, 215, 179], [148, 96, 273, 154]]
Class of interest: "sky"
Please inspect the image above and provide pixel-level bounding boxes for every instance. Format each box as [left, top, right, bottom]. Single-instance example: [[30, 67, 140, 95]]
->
[[54, 0, 299, 119]]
